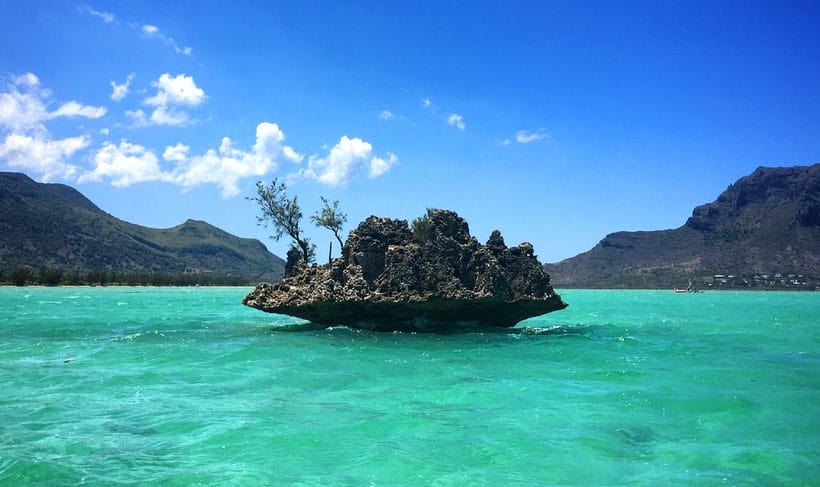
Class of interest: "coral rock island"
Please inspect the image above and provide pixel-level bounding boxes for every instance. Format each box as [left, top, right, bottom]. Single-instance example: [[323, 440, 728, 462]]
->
[[243, 209, 568, 331]]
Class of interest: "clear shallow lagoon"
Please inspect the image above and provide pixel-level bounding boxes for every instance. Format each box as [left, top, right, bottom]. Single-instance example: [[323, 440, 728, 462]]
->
[[1, 287, 817, 485]]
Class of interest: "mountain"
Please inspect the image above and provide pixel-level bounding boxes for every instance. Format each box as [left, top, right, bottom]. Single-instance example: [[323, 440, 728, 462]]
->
[[544, 164, 820, 288], [0, 172, 284, 283]]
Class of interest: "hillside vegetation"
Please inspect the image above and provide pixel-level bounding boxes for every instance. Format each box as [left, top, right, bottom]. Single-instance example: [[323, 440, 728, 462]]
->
[[0, 172, 284, 284]]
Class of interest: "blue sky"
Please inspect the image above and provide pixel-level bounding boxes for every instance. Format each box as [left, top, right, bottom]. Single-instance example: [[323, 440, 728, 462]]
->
[[1, 1, 818, 263]]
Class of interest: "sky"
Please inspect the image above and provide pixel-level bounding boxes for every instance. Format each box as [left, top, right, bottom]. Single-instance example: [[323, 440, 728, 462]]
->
[[1, 1, 819, 263]]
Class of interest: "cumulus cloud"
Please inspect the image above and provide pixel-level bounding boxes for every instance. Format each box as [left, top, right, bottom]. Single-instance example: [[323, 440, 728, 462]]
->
[[369, 152, 398, 178], [0, 131, 87, 181], [421, 97, 432, 108], [110, 73, 135, 101], [125, 109, 149, 127], [164, 122, 303, 198], [145, 73, 204, 107], [0, 78, 50, 131], [80, 122, 306, 196], [129, 73, 205, 127], [0, 73, 104, 181], [447, 113, 465, 131], [299, 136, 397, 186], [379, 109, 394, 120], [149, 106, 189, 126], [0, 73, 106, 131], [80, 140, 166, 187]]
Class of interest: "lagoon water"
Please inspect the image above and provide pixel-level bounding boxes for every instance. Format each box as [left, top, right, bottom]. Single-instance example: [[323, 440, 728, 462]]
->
[[1, 287, 817, 485]]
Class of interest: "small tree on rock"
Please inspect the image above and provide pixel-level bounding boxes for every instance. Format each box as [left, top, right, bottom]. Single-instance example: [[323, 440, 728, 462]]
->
[[248, 179, 314, 264], [411, 213, 431, 243], [311, 196, 347, 263]]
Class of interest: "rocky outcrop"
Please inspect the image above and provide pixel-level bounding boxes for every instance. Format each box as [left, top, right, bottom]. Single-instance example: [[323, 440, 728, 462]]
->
[[243, 209, 567, 331]]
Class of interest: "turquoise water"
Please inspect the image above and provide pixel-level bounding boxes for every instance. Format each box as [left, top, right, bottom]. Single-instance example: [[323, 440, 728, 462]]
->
[[1, 288, 818, 485]]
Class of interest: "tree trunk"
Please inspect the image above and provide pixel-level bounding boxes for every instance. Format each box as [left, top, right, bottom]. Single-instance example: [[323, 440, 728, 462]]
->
[[298, 239, 310, 263]]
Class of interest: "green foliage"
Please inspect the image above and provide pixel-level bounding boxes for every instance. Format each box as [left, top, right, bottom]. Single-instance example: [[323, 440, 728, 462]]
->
[[411, 213, 431, 243], [10, 267, 33, 286], [38, 267, 64, 286], [248, 179, 313, 264], [311, 196, 348, 249]]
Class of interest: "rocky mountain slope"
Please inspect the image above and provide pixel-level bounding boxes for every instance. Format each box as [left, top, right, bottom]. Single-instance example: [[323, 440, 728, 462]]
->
[[0, 172, 284, 282], [544, 164, 820, 288]]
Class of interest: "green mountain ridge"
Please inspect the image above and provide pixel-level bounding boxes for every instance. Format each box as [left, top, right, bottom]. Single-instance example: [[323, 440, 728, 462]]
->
[[544, 164, 820, 289], [0, 172, 284, 283]]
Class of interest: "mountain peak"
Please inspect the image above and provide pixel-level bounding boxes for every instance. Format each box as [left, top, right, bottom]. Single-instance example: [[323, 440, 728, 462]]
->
[[686, 164, 820, 232], [546, 163, 820, 288]]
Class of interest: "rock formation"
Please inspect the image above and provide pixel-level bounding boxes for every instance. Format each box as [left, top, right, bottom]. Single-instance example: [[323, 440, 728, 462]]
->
[[243, 209, 567, 331]]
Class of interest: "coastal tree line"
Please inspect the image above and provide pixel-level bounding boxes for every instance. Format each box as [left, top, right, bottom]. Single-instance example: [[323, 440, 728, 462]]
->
[[0, 267, 251, 287]]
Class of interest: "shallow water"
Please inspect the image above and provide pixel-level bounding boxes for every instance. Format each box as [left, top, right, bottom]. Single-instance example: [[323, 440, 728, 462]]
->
[[1, 287, 818, 485]]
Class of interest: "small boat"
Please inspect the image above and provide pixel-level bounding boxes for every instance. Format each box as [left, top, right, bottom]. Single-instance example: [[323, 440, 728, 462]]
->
[[674, 280, 703, 293]]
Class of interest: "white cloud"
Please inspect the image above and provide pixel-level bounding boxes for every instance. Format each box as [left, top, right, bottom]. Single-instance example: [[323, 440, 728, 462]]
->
[[300, 135, 396, 186], [421, 97, 432, 108], [448, 113, 465, 131], [110, 73, 135, 102], [369, 152, 398, 178], [100, 128, 110, 135], [0, 73, 104, 181], [379, 109, 394, 120], [282, 146, 302, 163], [149, 106, 189, 126], [0, 74, 106, 131], [79, 122, 302, 196], [516, 129, 550, 143], [0, 131, 87, 181], [165, 122, 302, 198], [80, 140, 166, 187], [129, 73, 205, 127], [125, 109, 149, 127], [50, 100, 107, 119], [13, 73, 40, 88], [145, 73, 205, 107], [140, 24, 191, 56], [0, 78, 49, 131], [162, 142, 189, 163], [79, 5, 114, 23]]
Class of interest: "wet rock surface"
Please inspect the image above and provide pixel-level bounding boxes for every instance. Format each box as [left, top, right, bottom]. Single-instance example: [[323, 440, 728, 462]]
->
[[243, 209, 567, 331]]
